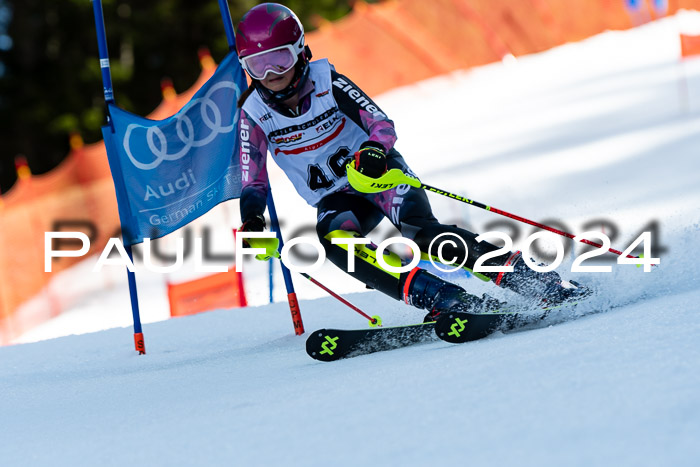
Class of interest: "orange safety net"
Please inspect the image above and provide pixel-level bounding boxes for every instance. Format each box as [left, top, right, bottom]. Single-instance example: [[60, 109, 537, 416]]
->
[[304, 0, 700, 97], [3, 0, 700, 344], [168, 268, 247, 318], [681, 33, 700, 57]]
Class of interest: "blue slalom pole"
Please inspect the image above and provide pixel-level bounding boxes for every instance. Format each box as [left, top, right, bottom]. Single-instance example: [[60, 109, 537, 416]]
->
[[92, 0, 114, 105], [266, 189, 304, 334], [92, 0, 145, 354], [269, 260, 274, 304], [218, 0, 237, 51], [217, 0, 304, 334]]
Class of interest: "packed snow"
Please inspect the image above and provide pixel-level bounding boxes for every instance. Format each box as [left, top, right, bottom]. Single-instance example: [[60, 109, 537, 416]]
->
[[2, 12, 700, 467]]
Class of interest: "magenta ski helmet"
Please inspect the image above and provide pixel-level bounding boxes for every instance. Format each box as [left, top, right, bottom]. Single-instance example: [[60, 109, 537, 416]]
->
[[236, 3, 312, 102]]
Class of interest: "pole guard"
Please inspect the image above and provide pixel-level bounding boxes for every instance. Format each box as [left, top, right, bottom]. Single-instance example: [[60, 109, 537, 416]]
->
[[287, 293, 304, 335], [134, 332, 146, 355]]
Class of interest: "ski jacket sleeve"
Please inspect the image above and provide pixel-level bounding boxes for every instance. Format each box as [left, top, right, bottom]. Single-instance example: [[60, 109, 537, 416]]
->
[[239, 108, 269, 223], [331, 70, 397, 152]]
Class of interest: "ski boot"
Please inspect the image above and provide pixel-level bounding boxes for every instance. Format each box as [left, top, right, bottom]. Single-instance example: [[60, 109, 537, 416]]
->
[[498, 253, 592, 306], [403, 269, 507, 322]]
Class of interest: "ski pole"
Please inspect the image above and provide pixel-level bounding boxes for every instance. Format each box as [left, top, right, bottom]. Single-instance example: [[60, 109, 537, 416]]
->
[[296, 271, 381, 327], [421, 182, 636, 257], [390, 172, 642, 260], [235, 230, 381, 326]]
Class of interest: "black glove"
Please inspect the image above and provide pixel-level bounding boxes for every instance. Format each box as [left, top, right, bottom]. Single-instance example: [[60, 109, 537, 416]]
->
[[354, 141, 387, 178], [240, 214, 265, 233]]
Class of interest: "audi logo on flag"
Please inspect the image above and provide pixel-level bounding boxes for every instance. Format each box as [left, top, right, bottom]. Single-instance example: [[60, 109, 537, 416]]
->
[[122, 81, 241, 170]]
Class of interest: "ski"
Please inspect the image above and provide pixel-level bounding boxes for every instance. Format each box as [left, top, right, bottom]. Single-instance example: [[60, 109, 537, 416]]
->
[[434, 311, 528, 343], [306, 321, 436, 362], [307, 299, 590, 360], [434, 291, 594, 344], [434, 300, 588, 343]]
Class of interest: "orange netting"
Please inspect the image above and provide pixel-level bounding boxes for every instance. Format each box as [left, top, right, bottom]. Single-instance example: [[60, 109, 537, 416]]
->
[[681, 32, 700, 57], [304, 0, 698, 96], [168, 268, 247, 318]]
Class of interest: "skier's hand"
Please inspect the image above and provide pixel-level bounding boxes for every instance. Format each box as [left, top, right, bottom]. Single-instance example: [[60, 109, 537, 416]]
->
[[353, 141, 387, 178], [240, 214, 265, 233], [347, 160, 421, 193], [239, 215, 279, 261], [246, 236, 280, 261]]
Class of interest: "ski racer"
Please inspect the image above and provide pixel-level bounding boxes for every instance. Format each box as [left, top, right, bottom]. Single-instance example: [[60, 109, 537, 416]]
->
[[235, 3, 588, 322]]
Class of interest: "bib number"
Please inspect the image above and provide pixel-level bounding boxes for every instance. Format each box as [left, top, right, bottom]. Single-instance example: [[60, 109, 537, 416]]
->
[[307, 147, 352, 191]]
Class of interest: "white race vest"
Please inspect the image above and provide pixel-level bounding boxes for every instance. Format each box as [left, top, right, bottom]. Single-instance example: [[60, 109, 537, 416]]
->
[[243, 59, 369, 206]]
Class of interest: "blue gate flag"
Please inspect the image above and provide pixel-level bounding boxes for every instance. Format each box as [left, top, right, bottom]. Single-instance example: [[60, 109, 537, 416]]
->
[[102, 52, 247, 245]]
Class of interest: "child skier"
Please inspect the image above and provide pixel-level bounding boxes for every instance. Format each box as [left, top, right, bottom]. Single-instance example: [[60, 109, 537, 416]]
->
[[235, 3, 588, 321]]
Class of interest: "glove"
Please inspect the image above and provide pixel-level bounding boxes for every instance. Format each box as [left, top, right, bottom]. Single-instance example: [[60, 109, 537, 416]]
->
[[240, 214, 265, 233], [354, 141, 387, 178], [239, 215, 279, 261]]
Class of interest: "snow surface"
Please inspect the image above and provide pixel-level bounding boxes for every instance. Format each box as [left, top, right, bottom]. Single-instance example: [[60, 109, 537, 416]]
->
[[3, 12, 700, 467]]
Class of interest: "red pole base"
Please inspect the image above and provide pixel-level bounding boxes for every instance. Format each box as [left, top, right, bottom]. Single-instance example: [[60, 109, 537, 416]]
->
[[134, 332, 146, 355], [287, 292, 304, 335]]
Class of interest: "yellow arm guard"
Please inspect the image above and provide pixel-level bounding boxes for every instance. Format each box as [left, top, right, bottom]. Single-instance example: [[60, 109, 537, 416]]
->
[[346, 162, 421, 193]]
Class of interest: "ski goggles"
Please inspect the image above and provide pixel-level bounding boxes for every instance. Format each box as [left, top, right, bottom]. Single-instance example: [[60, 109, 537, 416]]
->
[[240, 44, 299, 80]]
